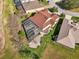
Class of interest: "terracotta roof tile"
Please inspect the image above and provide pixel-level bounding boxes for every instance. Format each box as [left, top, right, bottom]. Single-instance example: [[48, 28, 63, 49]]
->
[[30, 13, 47, 29], [30, 9, 59, 29]]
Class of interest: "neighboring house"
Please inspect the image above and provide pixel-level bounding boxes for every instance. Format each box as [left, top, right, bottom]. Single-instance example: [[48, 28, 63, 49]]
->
[[14, 0, 47, 13], [57, 18, 79, 48], [22, 9, 59, 46]]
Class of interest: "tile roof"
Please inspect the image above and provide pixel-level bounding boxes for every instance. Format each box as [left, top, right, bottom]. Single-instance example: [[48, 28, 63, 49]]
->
[[30, 9, 59, 29]]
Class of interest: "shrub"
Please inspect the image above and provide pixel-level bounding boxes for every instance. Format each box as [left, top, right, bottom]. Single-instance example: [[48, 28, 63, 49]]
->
[[38, 0, 49, 5], [18, 30, 25, 37], [56, 0, 79, 10], [19, 46, 40, 59], [71, 16, 79, 22], [48, 7, 58, 12]]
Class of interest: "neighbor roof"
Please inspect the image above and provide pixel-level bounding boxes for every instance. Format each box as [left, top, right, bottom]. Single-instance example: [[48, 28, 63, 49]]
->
[[20, 0, 43, 11], [57, 19, 79, 48], [30, 9, 59, 29]]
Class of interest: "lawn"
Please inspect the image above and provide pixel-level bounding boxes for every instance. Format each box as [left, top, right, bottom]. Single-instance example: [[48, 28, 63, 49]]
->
[[38, 0, 49, 5], [41, 43, 79, 59], [71, 16, 79, 22], [56, 0, 79, 12]]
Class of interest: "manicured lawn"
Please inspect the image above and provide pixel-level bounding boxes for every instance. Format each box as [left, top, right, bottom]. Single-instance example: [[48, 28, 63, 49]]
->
[[41, 43, 75, 59]]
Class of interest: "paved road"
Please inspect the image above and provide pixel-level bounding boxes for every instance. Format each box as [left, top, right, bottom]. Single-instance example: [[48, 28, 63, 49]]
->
[[49, 0, 79, 17], [0, 0, 5, 51]]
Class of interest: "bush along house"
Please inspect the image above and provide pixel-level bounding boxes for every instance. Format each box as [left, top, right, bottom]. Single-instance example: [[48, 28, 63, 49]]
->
[[22, 9, 59, 48]]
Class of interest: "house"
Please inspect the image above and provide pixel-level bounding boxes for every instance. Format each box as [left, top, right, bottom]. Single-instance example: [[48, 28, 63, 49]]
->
[[22, 9, 59, 48], [30, 9, 59, 33], [57, 18, 79, 48], [14, 0, 47, 13]]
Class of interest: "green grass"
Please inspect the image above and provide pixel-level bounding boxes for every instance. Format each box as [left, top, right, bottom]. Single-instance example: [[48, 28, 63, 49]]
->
[[18, 30, 26, 39], [38, 0, 49, 5], [42, 42, 79, 59], [48, 7, 58, 12], [19, 46, 40, 59], [3, 0, 16, 17], [71, 16, 79, 22], [56, 0, 79, 10]]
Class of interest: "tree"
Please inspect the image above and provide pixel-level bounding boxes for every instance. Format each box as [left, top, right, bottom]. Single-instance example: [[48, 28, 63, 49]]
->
[[56, 0, 79, 10]]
